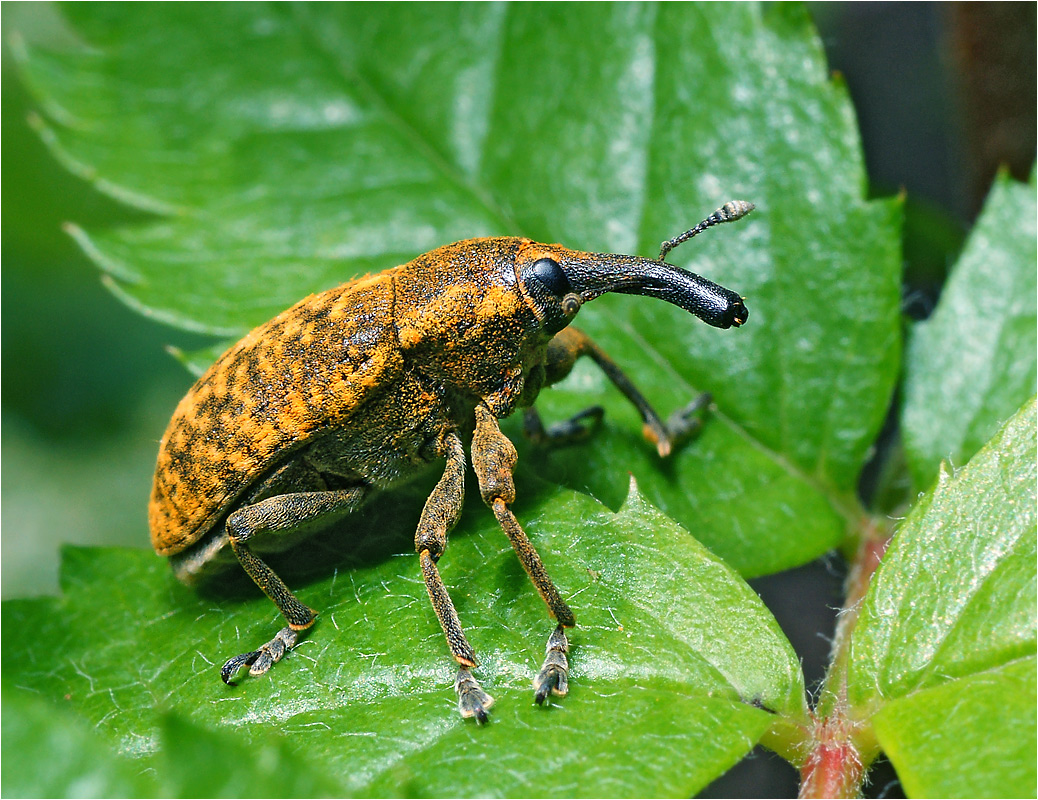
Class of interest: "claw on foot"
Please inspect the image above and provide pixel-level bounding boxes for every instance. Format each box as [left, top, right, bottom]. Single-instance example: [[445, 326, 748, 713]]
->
[[533, 625, 570, 705], [668, 393, 711, 436], [456, 667, 494, 724], [651, 392, 713, 456], [548, 406, 604, 443], [220, 626, 300, 684], [221, 650, 261, 684]]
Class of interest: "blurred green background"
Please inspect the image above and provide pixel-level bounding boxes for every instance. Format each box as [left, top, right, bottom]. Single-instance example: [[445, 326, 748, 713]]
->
[[1, 3, 215, 597], [3, 1, 1034, 602]]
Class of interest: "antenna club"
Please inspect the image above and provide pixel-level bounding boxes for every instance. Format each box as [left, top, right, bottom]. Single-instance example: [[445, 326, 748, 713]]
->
[[717, 199, 755, 222], [657, 199, 756, 262]]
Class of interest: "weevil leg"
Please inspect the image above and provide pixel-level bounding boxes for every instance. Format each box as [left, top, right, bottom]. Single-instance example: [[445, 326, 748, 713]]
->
[[414, 430, 494, 723], [221, 487, 366, 683], [662, 391, 712, 444], [535, 624, 570, 703], [472, 403, 575, 706], [523, 405, 604, 447], [454, 665, 495, 724], [537, 326, 711, 457], [221, 626, 299, 682]]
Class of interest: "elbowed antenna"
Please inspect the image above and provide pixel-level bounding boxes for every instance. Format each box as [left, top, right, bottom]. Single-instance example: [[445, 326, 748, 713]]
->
[[658, 200, 755, 262]]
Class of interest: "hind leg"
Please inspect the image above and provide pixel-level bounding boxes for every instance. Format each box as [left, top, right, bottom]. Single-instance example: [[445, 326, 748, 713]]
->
[[221, 486, 367, 682]]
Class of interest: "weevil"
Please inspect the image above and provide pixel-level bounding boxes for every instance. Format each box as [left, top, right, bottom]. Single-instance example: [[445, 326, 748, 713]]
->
[[150, 200, 753, 722]]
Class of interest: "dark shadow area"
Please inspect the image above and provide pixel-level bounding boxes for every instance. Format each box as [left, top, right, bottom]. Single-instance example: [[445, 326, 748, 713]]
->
[[193, 464, 562, 602], [750, 557, 845, 698], [863, 756, 909, 799], [698, 745, 800, 799]]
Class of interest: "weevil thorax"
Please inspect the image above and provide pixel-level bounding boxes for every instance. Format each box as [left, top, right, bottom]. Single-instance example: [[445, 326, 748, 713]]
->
[[393, 238, 556, 414]]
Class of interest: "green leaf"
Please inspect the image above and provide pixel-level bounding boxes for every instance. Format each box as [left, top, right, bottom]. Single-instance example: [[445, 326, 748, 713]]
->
[[902, 171, 1038, 492], [1, 689, 156, 798], [15, 3, 901, 576], [848, 398, 1037, 707], [2, 483, 805, 797], [846, 399, 1037, 787], [1, 688, 346, 798], [168, 339, 231, 378], [871, 657, 1037, 799], [152, 712, 344, 798]]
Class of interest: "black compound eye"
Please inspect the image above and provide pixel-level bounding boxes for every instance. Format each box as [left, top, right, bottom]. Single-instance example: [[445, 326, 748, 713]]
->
[[526, 257, 572, 297]]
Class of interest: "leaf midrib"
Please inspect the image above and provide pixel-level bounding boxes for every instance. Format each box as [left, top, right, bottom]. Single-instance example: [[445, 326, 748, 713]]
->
[[288, 3, 520, 238]]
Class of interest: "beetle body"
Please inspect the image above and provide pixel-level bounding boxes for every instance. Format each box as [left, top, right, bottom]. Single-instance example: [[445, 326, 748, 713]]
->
[[151, 203, 752, 721]]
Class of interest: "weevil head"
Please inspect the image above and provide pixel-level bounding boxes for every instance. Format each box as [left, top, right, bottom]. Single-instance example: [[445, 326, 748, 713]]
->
[[515, 242, 748, 331]]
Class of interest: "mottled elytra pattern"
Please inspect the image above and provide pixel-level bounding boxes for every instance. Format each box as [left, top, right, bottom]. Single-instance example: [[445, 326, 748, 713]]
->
[[149, 271, 400, 554], [148, 205, 751, 719]]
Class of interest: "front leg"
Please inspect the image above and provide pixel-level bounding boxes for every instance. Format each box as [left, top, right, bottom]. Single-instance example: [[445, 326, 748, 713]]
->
[[533, 326, 711, 457], [472, 403, 574, 705]]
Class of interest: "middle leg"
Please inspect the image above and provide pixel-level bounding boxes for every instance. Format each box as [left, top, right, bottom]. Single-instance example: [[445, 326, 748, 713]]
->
[[414, 429, 494, 723]]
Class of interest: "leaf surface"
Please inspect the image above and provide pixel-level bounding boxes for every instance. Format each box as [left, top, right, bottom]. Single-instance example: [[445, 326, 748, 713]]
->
[[0, 689, 346, 798], [1, 690, 154, 798], [846, 399, 1037, 791], [902, 171, 1038, 491], [871, 657, 1037, 799], [2, 483, 805, 797], [15, 3, 902, 576], [848, 399, 1037, 706]]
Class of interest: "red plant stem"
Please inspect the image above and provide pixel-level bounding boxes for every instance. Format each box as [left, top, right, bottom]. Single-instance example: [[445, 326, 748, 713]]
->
[[798, 717, 868, 798], [798, 516, 892, 798]]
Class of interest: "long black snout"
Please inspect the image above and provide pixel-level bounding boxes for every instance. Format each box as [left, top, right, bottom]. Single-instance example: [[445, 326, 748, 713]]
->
[[561, 253, 748, 329], [557, 200, 752, 328]]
